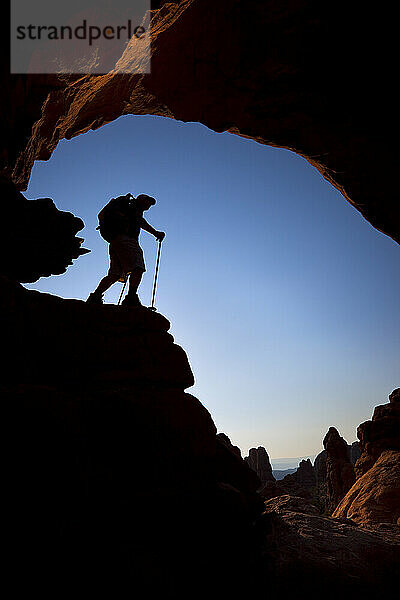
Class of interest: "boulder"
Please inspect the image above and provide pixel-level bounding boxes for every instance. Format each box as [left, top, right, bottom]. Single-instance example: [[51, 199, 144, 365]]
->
[[332, 450, 400, 525], [264, 494, 319, 516], [245, 446, 275, 486], [216, 433, 265, 517], [323, 427, 355, 512], [258, 501, 400, 598], [0, 275, 194, 389], [1, 276, 265, 597], [273, 459, 316, 503], [0, 176, 89, 282], [314, 440, 361, 513], [356, 388, 400, 478]]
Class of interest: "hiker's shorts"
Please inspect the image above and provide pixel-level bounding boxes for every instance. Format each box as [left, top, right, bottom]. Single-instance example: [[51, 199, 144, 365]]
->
[[108, 234, 146, 280]]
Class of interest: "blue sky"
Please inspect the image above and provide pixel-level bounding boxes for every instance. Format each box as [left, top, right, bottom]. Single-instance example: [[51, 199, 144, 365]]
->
[[25, 115, 400, 461]]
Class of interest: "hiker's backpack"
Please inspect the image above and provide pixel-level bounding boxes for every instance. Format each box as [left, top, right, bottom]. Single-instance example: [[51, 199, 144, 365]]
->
[[97, 196, 132, 242]]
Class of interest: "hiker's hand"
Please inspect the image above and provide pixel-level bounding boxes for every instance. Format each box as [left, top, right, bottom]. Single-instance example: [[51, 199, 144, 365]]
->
[[156, 231, 165, 241]]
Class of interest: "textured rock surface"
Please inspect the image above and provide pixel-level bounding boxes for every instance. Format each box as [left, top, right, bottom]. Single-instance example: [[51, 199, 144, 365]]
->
[[1, 276, 264, 596], [323, 427, 356, 513], [1, 279, 398, 594], [263, 494, 319, 516], [349, 441, 361, 465], [1, 1, 399, 247], [1, 276, 193, 388], [0, 176, 89, 282], [314, 449, 327, 506], [271, 458, 316, 503], [346, 388, 400, 526], [332, 450, 400, 525], [259, 501, 400, 598], [245, 446, 275, 486], [216, 434, 265, 516], [282, 458, 315, 487], [315, 441, 360, 514], [356, 389, 400, 478]]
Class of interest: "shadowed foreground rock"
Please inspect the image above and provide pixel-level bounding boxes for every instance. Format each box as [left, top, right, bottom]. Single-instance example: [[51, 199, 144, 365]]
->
[[0, 176, 89, 282], [1, 276, 399, 597], [1, 276, 264, 597], [259, 496, 400, 598], [275, 458, 316, 500]]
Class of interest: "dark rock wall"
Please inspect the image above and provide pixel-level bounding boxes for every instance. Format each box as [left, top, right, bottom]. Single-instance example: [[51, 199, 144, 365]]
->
[[356, 388, 400, 478], [314, 449, 327, 486], [1, 0, 399, 257], [0, 176, 89, 282], [2, 2, 399, 593], [1, 276, 265, 596], [349, 441, 361, 466], [330, 389, 400, 525], [272, 458, 317, 504], [323, 427, 356, 513], [314, 440, 361, 513], [245, 446, 275, 486]]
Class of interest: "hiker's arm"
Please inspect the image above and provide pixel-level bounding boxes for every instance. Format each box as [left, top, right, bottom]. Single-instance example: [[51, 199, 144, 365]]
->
[[140, 217, 165, 240]]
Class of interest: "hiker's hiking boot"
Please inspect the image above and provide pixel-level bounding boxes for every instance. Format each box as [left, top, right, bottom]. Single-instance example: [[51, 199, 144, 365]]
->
[[121, 292, 142, 307], [86, 292, 103, 304]]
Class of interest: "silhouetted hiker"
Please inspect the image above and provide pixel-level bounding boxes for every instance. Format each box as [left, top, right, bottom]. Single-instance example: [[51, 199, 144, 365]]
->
[[86, 193, 165, 306]]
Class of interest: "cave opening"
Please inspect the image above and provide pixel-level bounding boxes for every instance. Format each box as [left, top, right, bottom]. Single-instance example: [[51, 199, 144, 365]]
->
[[24, 113, 400, 463]]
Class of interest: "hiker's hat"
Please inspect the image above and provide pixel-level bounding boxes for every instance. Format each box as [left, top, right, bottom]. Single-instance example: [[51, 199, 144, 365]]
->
[[136, 193, 156, 206]]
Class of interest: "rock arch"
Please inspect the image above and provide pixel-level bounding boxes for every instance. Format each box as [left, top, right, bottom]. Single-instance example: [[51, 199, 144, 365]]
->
[[1, 0, 398, 281]]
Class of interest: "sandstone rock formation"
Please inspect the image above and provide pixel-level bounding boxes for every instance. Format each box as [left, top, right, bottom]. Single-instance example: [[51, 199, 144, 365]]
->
[[0, 175, 89, 282], [216, 433, 265, 516], [283, 458, 315, 488], [332, 450, 400, 525], [314, 440, 361, 513], [1, 276, 265, 597], [245, 451, 318, 504], [272, 458, 317, 504], [2, 1, 399, 254], [330, 390, 400, 526], [2, 2, 399, 594], [314, 448, 327, 508], [244, 445, 281, 500], [259, 497, 400, 598], [263, 494, 319, 516], [349, 440, 361, 465], [323, 427, 356, 513], [355, 388, 400, 478], [245, 446, 275, 486], [1, 275, 193, 388]]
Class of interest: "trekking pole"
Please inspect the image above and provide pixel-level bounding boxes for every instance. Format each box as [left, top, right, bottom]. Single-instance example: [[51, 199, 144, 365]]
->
[[149, 239, 162, 311], [117, 277, 128, 305]]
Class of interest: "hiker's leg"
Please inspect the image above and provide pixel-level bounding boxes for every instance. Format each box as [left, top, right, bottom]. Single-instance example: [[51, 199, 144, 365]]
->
[[87, 240, 124, 303], [127, 268, 144, 295], [86, 272, 120, 303], [121, 268, 144, 306], [93, 273, 120, 295], [90, 241, 122, 297]]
